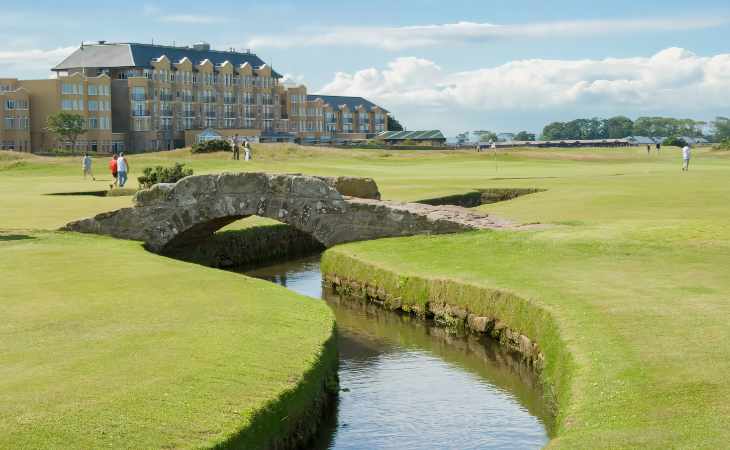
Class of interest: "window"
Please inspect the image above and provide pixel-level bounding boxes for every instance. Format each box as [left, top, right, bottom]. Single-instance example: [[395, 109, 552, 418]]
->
[[88, 85, 98, 96], [131, 87, 146, 101], [88, 100, 98, 111], [61, 83, 76, 95], [62, 99, 73, 110], [88, 117, 99, 129], [4, 117, 16, 129]]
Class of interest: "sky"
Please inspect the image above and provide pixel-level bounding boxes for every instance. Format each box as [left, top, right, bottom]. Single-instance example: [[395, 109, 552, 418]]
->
[[1, 0, 729, 136]]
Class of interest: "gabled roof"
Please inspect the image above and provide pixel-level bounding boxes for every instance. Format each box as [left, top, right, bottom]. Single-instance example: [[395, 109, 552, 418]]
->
[[376, 130, 445, 141], [307, 95, 388, 113], [53, 43, 280, 77]]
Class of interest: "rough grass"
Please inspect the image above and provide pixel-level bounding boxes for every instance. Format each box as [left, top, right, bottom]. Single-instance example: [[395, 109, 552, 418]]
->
[[2, 144, 728, 448]]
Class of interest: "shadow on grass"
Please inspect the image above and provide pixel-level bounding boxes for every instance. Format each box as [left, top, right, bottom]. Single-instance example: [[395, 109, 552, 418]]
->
[[46, 188, 136, 198], [0, 234, 35, 242]]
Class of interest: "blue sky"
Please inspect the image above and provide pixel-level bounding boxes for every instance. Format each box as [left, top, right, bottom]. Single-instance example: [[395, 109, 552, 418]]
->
[[2, 0, 729, 135]]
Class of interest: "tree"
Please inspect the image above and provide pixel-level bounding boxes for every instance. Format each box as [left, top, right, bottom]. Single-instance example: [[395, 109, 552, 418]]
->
[[387, 116, 404, 132], [541, 122, 566, 140], [711, 117, 730, 142], [606, 116, 634, 138], [474, 131, 498, 142], [514, 131, 536, 141], [46, 112, 86, 151], [663, 136, 688, 147]]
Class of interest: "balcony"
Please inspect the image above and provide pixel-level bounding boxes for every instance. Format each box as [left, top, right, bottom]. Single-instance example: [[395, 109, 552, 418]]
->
[[131, 94, 148, 101], [132, 110, 151, 117]]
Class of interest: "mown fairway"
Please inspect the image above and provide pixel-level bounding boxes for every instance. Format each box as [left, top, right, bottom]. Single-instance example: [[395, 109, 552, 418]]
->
[[2, 144, 729, 448]]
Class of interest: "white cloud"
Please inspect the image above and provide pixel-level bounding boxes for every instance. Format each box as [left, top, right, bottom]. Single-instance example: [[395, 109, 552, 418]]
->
[[318, 48, 730, 133], [247, 17, 728, 50], [0, 47, 76, 77], [159, 14, 229, 24]]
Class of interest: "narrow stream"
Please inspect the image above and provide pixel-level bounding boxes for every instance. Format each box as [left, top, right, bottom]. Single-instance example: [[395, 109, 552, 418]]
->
[[242, 254, 551, 450]]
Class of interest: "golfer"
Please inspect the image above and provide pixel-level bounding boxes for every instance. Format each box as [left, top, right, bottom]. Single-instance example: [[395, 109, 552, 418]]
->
[[244, 141, 252, 161], [82, 153, 95, 180], [682, 144, 691, 171], [117, 152, 129, 187], [232, 135, 240, 160]]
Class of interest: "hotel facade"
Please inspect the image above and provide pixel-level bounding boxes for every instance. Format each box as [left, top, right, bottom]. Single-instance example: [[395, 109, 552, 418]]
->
[[0, 42, 389, 153]]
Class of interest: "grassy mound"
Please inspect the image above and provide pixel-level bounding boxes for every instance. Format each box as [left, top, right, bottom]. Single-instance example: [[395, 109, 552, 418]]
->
[[0, 232, 335, 449]]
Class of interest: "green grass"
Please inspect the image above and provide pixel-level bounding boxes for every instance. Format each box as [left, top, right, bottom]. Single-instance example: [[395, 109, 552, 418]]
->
[[0, 231, 335, 449], [2, 144, 729, 448], [318, 146, 730, 448]]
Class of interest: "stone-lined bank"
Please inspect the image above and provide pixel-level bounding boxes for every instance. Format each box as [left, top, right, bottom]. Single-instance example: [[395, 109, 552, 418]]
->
[[321, 247, 574, 430]]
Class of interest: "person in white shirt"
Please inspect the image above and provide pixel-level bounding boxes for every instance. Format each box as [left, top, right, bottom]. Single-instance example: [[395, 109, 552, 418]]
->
[[682, 145, 691, 171], [117, 152, 129, 187], [82, 153, 95, 180]]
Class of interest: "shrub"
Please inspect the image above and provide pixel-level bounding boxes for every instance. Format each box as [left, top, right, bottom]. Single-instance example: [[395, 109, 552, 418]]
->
[[137, 163, 193, 189], [714, 139, 730, 151], [663, 136, 688, 147], [191, 139, 231, 154]]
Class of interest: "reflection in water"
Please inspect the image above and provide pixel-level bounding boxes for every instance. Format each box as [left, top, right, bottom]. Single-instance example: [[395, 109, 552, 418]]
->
[[244, 255, 550, 450]]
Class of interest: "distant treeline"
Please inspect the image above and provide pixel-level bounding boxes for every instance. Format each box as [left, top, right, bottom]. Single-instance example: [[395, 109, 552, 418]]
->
[[541, 116, 713, 140]]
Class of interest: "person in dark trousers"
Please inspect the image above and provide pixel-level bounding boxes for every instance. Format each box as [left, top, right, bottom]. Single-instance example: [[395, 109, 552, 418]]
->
[[108, 154, 118, 190], [232, 134, 240, 160], [656, 142, 661, 153], [646, 144, 651, 155]]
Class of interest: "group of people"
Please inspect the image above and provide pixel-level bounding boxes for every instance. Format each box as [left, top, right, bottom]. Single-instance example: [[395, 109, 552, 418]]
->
[[82, 152, 129, 188], [646, 143, 662, 154], [231, 134, 252, 161]]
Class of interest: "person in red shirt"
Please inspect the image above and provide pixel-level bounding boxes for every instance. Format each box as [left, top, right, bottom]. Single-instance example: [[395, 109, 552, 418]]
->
[[108, 154, 118, 190]]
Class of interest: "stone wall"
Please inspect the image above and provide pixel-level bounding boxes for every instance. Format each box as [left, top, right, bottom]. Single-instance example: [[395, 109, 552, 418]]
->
[[163, 224, 324, 268]]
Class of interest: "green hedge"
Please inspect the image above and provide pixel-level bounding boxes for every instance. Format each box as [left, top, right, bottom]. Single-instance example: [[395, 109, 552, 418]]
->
[[191, 139, 232, 154], [137, 163, 193, 189]]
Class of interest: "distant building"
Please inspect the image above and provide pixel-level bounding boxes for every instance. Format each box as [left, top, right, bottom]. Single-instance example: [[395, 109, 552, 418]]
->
[[0, 41, 390, 153], [375, 130, 446, 146], [496, 132, 514, 142]]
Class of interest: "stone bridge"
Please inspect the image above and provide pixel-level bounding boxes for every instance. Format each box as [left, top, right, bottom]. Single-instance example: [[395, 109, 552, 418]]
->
[[63, 172, 512, 253]]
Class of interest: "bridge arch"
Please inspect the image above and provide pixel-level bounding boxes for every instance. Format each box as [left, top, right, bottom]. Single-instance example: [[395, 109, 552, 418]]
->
[[64, 173, 509, 252]]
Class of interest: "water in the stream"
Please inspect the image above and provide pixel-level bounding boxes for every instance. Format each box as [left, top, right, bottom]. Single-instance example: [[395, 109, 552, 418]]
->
[[243, 255, 551, 450]]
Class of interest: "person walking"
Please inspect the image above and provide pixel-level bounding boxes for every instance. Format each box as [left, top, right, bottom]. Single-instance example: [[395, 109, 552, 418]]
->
[[82, 153, 95, 180], [656, 142, 661, 154], [117, 152, 129, 187], [682, 144, 691, 171], [232, 135, 240, 160], [108, 154, 118, 189], [646, 144, 651, 155]]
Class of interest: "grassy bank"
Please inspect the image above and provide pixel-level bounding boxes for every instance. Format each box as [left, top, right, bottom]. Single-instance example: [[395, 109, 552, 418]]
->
[[0, 147, 344, 448], [0, 231, 336, 448], [318, 145, 730, 448], [3, 144, 729, 447]]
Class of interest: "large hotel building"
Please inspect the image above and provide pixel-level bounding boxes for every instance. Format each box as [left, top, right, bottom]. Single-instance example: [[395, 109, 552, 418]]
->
[[0, 41, 389, 153]]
